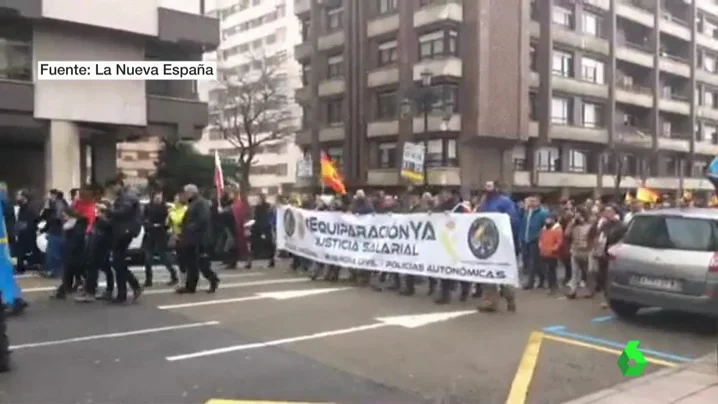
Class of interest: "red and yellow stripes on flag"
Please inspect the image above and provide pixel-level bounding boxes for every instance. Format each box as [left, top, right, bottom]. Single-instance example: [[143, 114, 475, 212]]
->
[[320, 152, 346, 195], [636, 187, 659, 204]]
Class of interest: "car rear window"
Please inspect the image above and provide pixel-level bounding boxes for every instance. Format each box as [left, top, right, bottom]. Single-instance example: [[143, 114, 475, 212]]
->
[[623, 215, 718, 251]]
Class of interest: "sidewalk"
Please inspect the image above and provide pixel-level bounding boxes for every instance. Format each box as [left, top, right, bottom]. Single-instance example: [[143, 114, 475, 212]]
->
[[563, 352, 718, 403]]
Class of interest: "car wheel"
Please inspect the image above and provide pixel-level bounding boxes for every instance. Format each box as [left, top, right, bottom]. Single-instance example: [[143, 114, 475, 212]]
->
[[609, 299, 640, 318]]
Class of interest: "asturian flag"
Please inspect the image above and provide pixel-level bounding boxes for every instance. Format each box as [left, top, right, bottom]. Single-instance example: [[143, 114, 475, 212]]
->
[[214, 150, 224, 202]]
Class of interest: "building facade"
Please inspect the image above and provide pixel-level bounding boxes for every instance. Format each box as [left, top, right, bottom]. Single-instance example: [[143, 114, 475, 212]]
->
[[295, 0, 718, 196], [196, 0, 304, 195], [0, 0, 218, 194], [116, 137, 162, 187]]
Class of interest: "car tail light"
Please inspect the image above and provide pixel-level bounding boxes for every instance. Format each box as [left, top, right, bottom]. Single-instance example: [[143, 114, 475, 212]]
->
[[709, 253, 718, 273]]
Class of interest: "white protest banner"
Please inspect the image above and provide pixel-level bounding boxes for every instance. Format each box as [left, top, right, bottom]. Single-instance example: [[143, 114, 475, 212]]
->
[[400, 142, 425, 183], [276, 207, 519, 286]]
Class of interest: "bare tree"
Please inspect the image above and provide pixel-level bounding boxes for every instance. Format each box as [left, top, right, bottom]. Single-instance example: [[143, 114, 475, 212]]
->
[[210, 54, 296, 194]]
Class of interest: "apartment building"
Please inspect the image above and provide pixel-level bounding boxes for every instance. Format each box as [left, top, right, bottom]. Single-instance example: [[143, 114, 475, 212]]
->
[[295, 0, 718, 196], [0, 0, 218, 194], [196, 0, 304, 195]]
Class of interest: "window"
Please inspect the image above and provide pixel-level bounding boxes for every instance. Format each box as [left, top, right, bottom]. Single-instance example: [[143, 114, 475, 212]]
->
[[583, 102, 603, 128], [266, 34, 276, 44], [301, 19, 311, 41], [418, 30, 458, 60], [552, 6, 573, 27], [378, 40, 398, 66], [327, 99, 343, 124], [705, 53, 716, 73], [552, 50, 573, 77], [529, 92, 538, 120], [376, 91, 397, 119], [568, 150, 587, 173], [582, 12, 601, 37], [252, 0, 260, 5], [425, 139, 443, 167], [378, 142, 397, 168], [302, 63, 311, 86], [0, 38, 31, 80], [581, 57, 604, 84], [536, 147, 559, 172], [446, 139, 457, 166], [551, 96, 571, 124], [624, 216, 716, 251], [326, 6, 343, 31], [529, 44, 537, 71], [422, 84, 460, 114], [252, 39, 262, 49], [327, 147, 343, 168], [377, 0, 397, 15], [704, 123, 718, 143], [513, 145, 527, 170], [327, 54, 343, 78]]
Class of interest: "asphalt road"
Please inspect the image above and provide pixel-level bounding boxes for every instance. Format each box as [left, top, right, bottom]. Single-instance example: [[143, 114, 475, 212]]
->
[[1, 261, 715, 404]]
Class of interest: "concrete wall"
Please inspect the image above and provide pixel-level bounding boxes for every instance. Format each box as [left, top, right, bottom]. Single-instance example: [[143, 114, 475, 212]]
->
[[42, 0, 159, 36], [33, 25, 147, 126]]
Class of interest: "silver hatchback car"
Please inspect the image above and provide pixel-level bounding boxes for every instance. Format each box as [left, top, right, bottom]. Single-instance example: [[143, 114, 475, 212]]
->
[[607, 208, 718, 318]]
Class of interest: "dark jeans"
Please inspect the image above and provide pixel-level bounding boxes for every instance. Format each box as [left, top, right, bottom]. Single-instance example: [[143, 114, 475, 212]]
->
[[522, 241, 542, 287], [0, 291, 8, 371], [561, 255, 572, 283], [84, 245, 113, 295], [542, 257, 559, 290], [181, 244, 219, 292], [112, 235, 140, 299], [14, 236, 41, 272], [143, 231, 177, 283], [44, 234, 64, 277]]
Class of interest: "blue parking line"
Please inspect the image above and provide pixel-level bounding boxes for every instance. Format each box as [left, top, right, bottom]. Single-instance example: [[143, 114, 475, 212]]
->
[[591, 315, 615, 323], [541, 325, 693, 363]]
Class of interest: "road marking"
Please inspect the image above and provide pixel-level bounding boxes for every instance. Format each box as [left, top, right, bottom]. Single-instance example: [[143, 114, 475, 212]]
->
[[22, 272, 264, 293], [158, 287, 352, 309], [206, 400, 331, 404], [506, 331, 544, 404], [145, 278, 310, 295], [10, 321, 220, 350], [167, 310, 476, 361], [591, 315, 615, 323], [543, 334, 679, 367], [541, 325, 692, 363]]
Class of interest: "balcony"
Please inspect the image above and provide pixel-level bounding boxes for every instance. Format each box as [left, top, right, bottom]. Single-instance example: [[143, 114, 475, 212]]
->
[[294, 125, 346, 145], [697, 1, 718, 21], [412, 114, 461, 133], [615, 82, 653, 108], [697, 32, 718, 53], [295, 0, 310, 15], [697, 69, 718, 87], [695, 142, 718, 156], [157, 8, 220, 48], [317, 31, 345, 52], [699, 105, 718, 121], [367, 67, 399, 88], [367, 120, 399, 137], [146, 96, 208, 140], [658, 54, 690, 77], [413, 0, 462, 28], [317, 79, 345, 97], [413, 57, 462, 79], [614, 126, 653, 149], [616, 1, 655, 28], [367, 169, 399, 186], [551, 125, 609, 144], [616, 41, 654, 68], [536, 172, 599, 188], [553, 25, 609, 56], [659, 94, 690, 115], [659, 13, 691, 41], [367, 167, 461, 186], [657, 136, 689, 152], [367, 13, 400, 38], [553, 76, 608, 99], [295, 41, 312, 60]]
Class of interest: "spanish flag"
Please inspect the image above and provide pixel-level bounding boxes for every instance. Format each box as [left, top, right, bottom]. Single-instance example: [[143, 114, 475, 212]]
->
[[320, 152, 346, 195], [636, 187, 659, 204]]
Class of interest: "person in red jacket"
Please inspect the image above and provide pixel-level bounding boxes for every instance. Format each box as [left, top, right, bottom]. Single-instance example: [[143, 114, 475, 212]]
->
[[70, 188, 96, 234], [538, 214, 563, 295]]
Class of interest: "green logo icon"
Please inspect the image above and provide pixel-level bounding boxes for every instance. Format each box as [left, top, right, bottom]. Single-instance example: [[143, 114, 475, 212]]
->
[[617, 340, 647, 377]]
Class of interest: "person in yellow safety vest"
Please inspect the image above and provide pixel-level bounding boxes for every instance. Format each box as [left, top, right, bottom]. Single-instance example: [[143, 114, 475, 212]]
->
[[167, 194, 188, 286]]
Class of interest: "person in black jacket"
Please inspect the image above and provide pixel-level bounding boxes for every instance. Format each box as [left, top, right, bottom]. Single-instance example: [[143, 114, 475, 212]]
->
[[40, 189, 67, 278], [76, 200, 115, 302], [176, 184, 220, 294], [107, 178, 143, 304], [142, 192, 177, 287], [53, 209, 88, 299], [248, 193, 276, 269], [13, 190, 40, 274]]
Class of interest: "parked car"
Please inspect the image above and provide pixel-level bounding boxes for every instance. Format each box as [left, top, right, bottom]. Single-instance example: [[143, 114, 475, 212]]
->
[[606, 208, 718, 318]]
